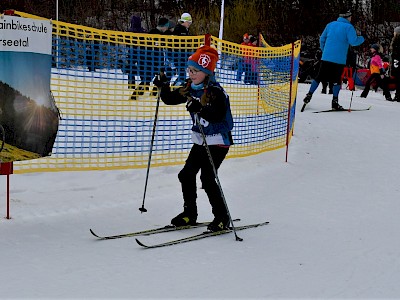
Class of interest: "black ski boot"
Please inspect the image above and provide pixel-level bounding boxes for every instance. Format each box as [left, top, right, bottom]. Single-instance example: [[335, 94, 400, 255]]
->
[[384, 93, 393, 101], [303, 92, 312, 104], [171, 210, 197, 227], [332, 97, 344, 110], [130, 90, 138, 100], [207, 215, 230, 232], [136, 82, 148, 96], [301, 93, 313, 111]]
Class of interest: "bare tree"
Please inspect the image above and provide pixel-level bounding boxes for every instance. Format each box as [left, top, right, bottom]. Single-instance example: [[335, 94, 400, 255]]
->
[[2, 0, 399, 46]]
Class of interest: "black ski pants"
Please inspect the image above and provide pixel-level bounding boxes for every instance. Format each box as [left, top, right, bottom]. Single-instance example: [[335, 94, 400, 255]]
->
[[178, 143, 229, 219]]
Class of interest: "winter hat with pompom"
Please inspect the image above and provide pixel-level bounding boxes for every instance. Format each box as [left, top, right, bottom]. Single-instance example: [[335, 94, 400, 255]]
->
[[187, 45, 219, 76]]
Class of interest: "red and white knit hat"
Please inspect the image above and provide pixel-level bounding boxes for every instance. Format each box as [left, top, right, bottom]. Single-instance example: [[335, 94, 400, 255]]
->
[[187, 45, 219, 76]]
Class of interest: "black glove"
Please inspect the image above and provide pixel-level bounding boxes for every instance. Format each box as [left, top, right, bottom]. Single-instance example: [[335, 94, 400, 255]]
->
[[153, 73, 169, 88], [186, 97, 203, 113]]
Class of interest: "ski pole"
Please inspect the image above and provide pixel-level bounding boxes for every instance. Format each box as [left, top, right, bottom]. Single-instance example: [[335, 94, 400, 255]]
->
[[139, 87, 161, 213], [194, 113, 243, 241], [348, 89, 354, 112], [348, 65, 357, 112]]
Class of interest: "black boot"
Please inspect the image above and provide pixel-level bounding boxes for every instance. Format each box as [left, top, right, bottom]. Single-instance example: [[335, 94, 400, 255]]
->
[[384, 92, 393, 101], [171, 208, 198, 226], [136, 82, 149, 96], [207, 215, 230, 232], [203, 181, 229, 232], [332, 97, 344, 110], [303, 92, 312, 104], [173, 169, 198, 226], [360, 92, 368, 98], [130, 90, 138, 100], [130, 83, 144, 100]]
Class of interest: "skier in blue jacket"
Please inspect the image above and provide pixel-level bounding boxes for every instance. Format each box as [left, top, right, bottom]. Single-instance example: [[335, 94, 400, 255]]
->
[[302, 10, 364, 110]]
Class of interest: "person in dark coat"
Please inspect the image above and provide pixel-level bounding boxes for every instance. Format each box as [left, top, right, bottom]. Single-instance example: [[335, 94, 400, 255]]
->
[[129, 16, 146, 33], [153, 45, 234, 232], [124, 16, 147, 99], [236, 33, 252, 82], [171, 13, 193, 86], [141, 17, 172, 97], [85, 33, 101, 72]]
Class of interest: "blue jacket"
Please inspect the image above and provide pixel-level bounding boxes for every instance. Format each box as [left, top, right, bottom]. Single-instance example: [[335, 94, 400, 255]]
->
[[320, 17, 364, 65]]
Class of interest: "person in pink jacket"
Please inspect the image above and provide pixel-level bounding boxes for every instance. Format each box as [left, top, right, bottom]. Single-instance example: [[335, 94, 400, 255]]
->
[[360, 44, 392, 101]]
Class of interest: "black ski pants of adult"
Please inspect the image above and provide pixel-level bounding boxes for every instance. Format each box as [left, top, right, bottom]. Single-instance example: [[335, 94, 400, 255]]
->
[[315, 60, 345, 85]]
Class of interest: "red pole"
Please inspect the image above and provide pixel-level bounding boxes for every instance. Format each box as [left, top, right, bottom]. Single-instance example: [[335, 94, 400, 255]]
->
[[285, 42, 295, 162], [3, 9, 15, 15], [7, 173, 10, 219], [204, 33, 211, 46], [1, 162, 13, 219]]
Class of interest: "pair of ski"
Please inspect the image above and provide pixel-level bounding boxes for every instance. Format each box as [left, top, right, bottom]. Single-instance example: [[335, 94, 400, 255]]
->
[[301, 103, 371, 113], [313, 106, 372, 113], [90, 219, 269, 249]]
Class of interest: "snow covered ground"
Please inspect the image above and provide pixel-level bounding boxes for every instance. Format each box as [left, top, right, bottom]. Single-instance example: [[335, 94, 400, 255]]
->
[[1, 83, 400, 299]]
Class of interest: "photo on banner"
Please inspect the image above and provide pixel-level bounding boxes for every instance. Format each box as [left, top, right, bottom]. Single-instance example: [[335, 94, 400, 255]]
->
[[0, 15, 59, 162]]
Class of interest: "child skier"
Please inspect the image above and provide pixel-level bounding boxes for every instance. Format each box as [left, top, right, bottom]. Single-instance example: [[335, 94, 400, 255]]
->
[[153, 45, 234, 232], [360, 44, 392, 101]]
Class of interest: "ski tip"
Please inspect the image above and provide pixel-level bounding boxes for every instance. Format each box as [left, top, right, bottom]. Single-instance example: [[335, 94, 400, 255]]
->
[[257, 221, 270, 226], [89, 229, 100, 238], [348, 105, 372, 112], [135, 238, 149, 248]]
